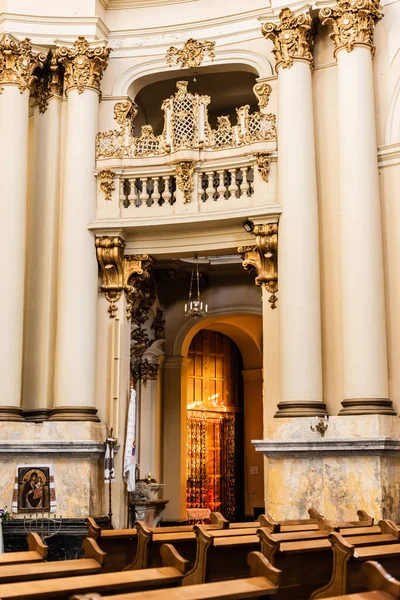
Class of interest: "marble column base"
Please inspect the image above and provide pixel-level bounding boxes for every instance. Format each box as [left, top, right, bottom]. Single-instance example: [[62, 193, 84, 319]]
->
[[254, 415, 400, 522], [49, 406, 100, 422], [0, 406, 23, 421], [274, 400, 327, 418], [339, 398, 396, 416]]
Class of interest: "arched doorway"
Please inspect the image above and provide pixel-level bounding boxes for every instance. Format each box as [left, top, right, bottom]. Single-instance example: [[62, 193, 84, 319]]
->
[[186, 329, 244, 520]]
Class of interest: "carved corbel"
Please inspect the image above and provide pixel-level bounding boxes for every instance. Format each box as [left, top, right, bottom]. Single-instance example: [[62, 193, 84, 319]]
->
[[97, 169, 115, 201], [176, 161, 195, 203], [96, 236, 151, 318], [253, 82, 272, 110], [238, 222, 278, 309], [256, 152, 272, 182]]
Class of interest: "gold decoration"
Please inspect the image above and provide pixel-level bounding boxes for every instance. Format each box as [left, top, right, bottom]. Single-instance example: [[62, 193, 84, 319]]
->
[[166, 38, 215, 68], [55, 36, 111, 94], [319, 0, 382, 57], [176, 161, 195, 204], [256, 152, 271, 182], [95, 236, 150, 318], [253, 82, 272, 109], [0, 34, 47, 95], [31, 54, 63, 113], [238, 222, 279, 309], [132, 358, 159, 387], [98, 169, 115, 201], [114, 99, 137, 125], [262, 8, 315, 69]]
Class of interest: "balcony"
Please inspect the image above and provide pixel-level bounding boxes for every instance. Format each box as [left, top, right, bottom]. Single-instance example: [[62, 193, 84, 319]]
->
[[94, 80, 278, 229]]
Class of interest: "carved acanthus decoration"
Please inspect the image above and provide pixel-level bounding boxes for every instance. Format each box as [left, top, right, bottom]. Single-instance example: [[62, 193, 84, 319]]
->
[[0, 34, 47, 95], [238, 222, 279, 309], [98, 169, 115, 201], [262, 8, 315, 69], [55, 36, 111, 94], [319, 0, 382, 56], [132, 358, 159, 387], [166, 38, 215, 68], [151, 308, 166, 340], [31, 54, 64, 113], [114, 99, 138, 126], [253, 82, 272, 110], [256, 152, 271, 182], [176, 161, 195, 204], [95, 236, 151, 318]]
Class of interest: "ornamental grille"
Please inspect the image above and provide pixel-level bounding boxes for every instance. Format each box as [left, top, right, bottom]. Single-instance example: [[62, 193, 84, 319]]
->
[[96, 131, 123, 159], [247, 112, 276, 142], [172, 85, 198, 149]]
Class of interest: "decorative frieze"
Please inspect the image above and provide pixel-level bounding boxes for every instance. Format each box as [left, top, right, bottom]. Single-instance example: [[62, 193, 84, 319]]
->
[[0, 34, 47, 95], [166, 38, 215, 68], [31, 54, 63, 113], [319, 0, 382, 56], [262, 8, 315, 69], [95, 236, 151, 318], [176, 161, 195, 204], [97, 169, 115, 201], [55, 36, 111, 94], [238, 222, 279, 309]]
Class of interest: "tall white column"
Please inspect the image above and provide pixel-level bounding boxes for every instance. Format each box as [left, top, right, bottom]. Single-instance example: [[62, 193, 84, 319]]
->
[[320, 1, 394, 415], [262, 8, 325, 417], [23, 63, 63, 418], [52, 37, 110, 421], [0, 34, 46, 420]]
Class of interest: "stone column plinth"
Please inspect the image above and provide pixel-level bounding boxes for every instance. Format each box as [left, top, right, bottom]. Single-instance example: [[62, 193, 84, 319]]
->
[[0, 34, 46, 420], [262, 9, 325, 417], [320, 0, 394, 415], [52, 37, 110, 421]]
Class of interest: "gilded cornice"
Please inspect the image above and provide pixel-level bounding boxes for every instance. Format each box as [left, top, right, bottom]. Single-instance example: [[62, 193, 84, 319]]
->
[[238, 222, 278, 309], [55, 36, 111, 95], [319, 0, 382, 57], [0, 34, 47, 95], [262, 8, 315, 69]]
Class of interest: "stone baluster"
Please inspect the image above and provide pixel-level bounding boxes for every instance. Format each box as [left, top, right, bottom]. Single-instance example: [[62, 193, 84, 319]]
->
[[240, 167, 250, 197], [52, 37, 110, 421], [0, 34, 46, 420], [162, 176, 172, 205], [262, 8, 326, 417], [320, 0, 394, 415], [139, 177, 149, 207], [228, 169, 238, 199], [151, 177, 160, 207], [198, 173, 205, 203], [206, 171, 215, 202], [128, 177, 137, 206], [216, 170, 227, 201]]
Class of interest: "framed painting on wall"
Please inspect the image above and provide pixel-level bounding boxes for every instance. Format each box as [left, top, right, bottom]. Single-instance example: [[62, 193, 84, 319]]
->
[[17, 466, 50, 513]]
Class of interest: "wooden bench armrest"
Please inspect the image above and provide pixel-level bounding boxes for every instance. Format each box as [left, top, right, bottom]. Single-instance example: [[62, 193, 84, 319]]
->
[[247, 551, 281, 586], [209, 512, 229, 529], [329, 531, 355, 556], [87, 518, 101, 540], [363, 560, 400, 597], [259, 514, 280, 533], [317, 516, 340, 533], [160, 543, 190, 574], [379, 520, 400, 539], [358, 510, 374, 525], [27, 533, 48, 559], [308, 507, 324, 520], [82, 538, 107, 566], [257, 527, 280, 563]]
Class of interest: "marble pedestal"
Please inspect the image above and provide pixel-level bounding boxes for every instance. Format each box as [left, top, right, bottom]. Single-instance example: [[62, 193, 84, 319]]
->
[[254, 416, 400, 522]]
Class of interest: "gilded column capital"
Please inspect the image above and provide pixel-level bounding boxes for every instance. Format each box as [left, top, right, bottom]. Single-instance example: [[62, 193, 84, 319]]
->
[[31, 54, 64, 113], [55, 36, 111, 95], [238, 222, 278, 309], [262, 8, 316, 70], [0, 33, 47, 95], [319, 0, 382, 57]]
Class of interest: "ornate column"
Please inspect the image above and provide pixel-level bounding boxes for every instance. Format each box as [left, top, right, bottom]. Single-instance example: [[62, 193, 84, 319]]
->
[[262, 9, 326, 417], [22, 56, 63, 418], [320, 1, 394, 415], [0, 34, 46, 420], [52, 38, 110, 421]]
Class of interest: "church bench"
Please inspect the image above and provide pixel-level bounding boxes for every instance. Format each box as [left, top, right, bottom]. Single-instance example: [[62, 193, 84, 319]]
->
[[310, 531, 400, 599], [258, 525, 398, 600], [209, 512, 260, 530], [0, 538, 105, 584], [0, 533, 48, 565], [87, 519, 139, 571], [182, 525, 261, 585], [69, 550, 281, 600], [0, 544, 189, 600], [260, 510, 373, 534]]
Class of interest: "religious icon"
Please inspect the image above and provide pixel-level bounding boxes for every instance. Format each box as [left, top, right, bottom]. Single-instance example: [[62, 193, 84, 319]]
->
[[17, 467, 50, 513]]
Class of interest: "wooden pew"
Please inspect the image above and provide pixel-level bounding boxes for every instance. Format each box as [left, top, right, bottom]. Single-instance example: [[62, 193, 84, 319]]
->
[[0, 538, 105, 584], [310, 527, 400, 599], [126, 521, 261, 571], [69, 551, 281, 600], [0, 544, 189, 600], [0, 533, 48, 566], [182, 525, 261, 585], [260, 509, 373, 534], [209, 512, 259, 530], [258, 522, 399, 600]]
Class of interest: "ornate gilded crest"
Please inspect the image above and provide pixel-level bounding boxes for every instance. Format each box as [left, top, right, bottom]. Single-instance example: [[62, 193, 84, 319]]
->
[[166, 38, 215, 68]]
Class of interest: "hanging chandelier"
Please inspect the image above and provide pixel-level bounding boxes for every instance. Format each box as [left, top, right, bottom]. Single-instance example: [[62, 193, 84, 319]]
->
[[184, 255, 208, 319]]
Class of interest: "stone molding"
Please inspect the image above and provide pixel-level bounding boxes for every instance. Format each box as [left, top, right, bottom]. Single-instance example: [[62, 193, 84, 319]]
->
[[0, 440, 106, 457], [253, 438, 400, 457]]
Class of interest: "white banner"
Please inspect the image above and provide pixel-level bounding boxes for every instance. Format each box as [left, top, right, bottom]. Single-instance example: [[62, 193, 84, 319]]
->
[[123, 388, 137, 492]]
